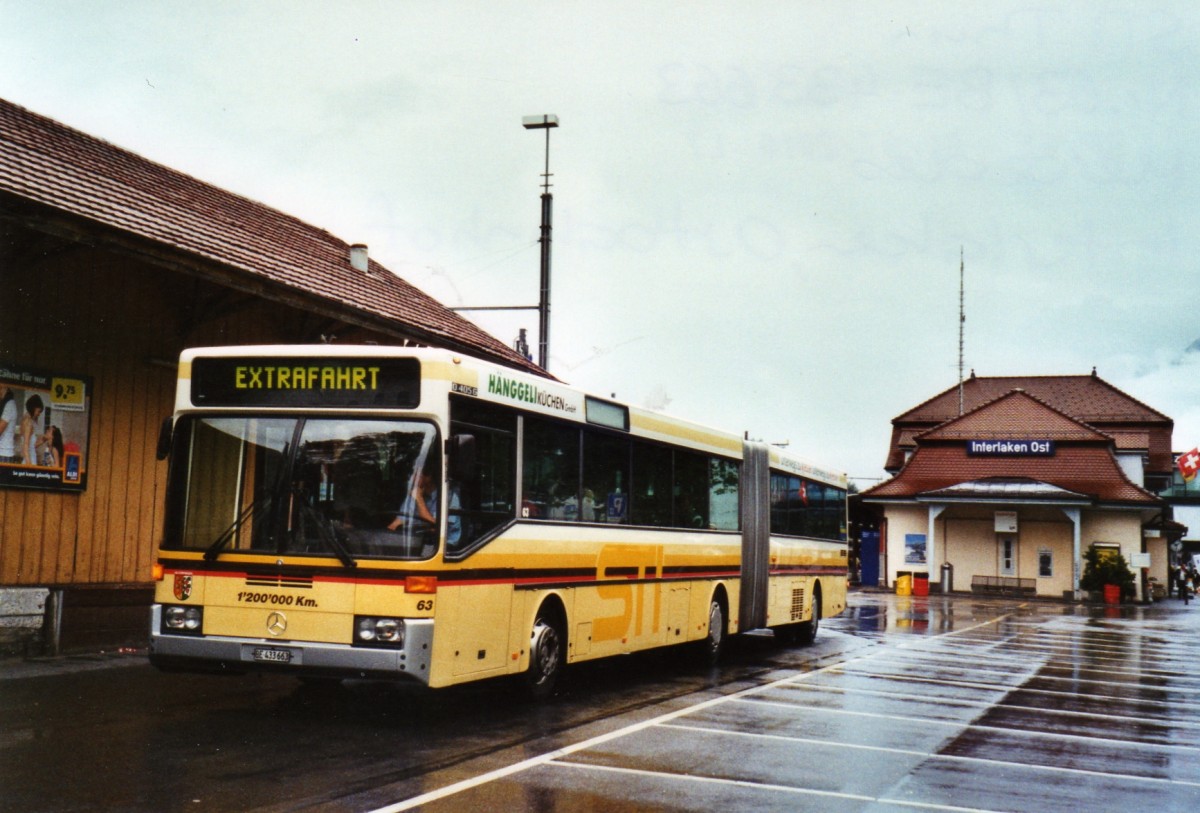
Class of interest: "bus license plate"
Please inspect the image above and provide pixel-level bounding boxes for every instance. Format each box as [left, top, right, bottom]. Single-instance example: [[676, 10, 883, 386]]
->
[[252, 647, 294, 664]]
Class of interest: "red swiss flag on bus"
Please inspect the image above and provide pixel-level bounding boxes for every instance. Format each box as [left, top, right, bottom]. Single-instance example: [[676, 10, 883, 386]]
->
[[1179, 447, 1200, 482]]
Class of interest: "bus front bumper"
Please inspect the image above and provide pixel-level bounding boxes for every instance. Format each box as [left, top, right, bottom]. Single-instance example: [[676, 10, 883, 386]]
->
[[148, 605, 434, 685]]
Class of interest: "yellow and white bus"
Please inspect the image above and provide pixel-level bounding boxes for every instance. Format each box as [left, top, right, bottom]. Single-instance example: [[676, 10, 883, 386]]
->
[[149, 345, 848, 696]]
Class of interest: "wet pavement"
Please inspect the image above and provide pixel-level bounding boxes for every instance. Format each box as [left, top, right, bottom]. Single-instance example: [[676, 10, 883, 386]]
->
[[3, 591, 1199, 812], [388, 593, 1200, 812]]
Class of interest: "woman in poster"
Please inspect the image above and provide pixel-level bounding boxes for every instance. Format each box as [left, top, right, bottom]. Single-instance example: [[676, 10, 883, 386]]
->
[[19, 394, 44, 465], [37, 425, 63, 468], [0, 386, 17, 463]]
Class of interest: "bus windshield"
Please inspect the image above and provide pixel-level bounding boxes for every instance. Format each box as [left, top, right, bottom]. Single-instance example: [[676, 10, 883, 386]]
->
[[163, 415, 441, 562]]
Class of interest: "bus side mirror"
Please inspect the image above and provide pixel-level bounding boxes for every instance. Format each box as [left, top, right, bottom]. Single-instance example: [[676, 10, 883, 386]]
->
[[156, 416, 173, 461], [447, 434, 476, 481]]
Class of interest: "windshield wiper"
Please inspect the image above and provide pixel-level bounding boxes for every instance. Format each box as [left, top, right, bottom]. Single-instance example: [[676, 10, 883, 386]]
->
[[295, 498, 357, 569], [204, 497, 271, 562]]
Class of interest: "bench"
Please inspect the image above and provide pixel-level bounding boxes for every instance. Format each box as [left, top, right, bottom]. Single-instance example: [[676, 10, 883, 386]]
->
[[970, 575, 1036, 596]]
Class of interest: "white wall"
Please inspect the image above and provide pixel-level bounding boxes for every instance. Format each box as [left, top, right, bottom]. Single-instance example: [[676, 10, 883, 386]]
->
[[881, 503, 1147, 599], [1116, 453, 1146, 487]]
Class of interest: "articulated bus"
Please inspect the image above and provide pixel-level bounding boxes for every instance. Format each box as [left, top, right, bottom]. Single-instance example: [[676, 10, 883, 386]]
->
[[149, 345, 848, 696]]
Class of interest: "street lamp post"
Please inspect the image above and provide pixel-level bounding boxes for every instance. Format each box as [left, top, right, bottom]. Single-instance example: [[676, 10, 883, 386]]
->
[[522, 114, 558, 371]]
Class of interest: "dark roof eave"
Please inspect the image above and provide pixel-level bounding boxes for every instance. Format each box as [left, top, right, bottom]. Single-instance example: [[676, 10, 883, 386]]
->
[[2, 191, 551, 378], [914, 494, 1094, 507], [866, 494, 1161, 511]]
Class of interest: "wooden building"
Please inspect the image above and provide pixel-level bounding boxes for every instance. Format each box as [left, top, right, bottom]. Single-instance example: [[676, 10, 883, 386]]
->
[[0, 98, 544, 654]]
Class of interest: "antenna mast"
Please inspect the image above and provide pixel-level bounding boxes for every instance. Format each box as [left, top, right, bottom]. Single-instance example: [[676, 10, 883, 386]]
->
[[958, 246, 965, 416]]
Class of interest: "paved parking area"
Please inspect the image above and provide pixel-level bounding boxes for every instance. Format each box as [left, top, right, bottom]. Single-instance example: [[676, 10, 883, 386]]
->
[[391, 593, 1200, 812]]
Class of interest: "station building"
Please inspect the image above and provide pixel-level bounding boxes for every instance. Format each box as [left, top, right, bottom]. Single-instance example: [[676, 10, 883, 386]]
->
[[0, 98, 544, 654], [860, 372, 1179, 602]]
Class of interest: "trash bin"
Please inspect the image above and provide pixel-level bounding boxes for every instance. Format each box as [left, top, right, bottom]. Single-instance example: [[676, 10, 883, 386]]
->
[[913, 575, 929, 597], [896, 573, 912, 596], [940, 562, 954, 594], [1103, 584, 1120, 605]]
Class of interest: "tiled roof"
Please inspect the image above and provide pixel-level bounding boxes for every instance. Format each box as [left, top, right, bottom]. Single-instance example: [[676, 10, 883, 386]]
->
[[864, 392, 1160, 505], [862, 444, 1158, 505], [0, 97, 545, 376], [897, 373, 1170, 424], [1104, 429, 1151, 452], [885, 373, 1174, 473], [918, 390, 1110, 443]]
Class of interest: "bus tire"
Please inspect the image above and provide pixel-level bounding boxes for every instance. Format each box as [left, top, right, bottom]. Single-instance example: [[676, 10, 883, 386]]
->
[[525, 605, 565, 700], [699, 594, 727, 666], [798, 588, 821, 645]]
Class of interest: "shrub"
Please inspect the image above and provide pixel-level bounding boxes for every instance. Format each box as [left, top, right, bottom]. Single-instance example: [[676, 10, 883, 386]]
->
[[1079, 547, 1136, 599]]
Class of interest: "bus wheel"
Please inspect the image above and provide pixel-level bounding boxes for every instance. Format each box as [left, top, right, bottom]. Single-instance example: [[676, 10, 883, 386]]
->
[[799, 590, 821, 645], [525, 608, 565, 700], [700, 596, 726, 665]]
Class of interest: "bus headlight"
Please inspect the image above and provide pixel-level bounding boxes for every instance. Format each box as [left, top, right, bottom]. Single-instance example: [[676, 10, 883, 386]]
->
[[354, 616, 405, 647], [163, 605, 203, 634]]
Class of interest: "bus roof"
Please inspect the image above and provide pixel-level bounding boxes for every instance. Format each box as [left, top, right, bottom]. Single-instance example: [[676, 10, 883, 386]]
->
[[175, 345, 846, 487]]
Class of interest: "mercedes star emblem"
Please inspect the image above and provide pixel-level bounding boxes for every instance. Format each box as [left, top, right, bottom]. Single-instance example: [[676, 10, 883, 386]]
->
[[266, 611, 288, 636]]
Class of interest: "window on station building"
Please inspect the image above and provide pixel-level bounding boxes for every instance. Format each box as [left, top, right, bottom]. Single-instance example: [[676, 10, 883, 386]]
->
[[1038, 547, 1053, 578]]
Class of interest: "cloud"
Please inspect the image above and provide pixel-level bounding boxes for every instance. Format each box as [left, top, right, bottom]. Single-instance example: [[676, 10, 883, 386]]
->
[[3, 2, 1198, 481], [1105, 342, 1200, 449]]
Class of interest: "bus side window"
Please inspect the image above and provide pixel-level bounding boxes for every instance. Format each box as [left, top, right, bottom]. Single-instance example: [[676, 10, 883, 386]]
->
[[522, 417, 579, 521], [674, 450, 709, 528], [581, 430, 630, 524], [708, 458, 739, 531], [449, 399, 517, 550], [631, 441, 672, 527]]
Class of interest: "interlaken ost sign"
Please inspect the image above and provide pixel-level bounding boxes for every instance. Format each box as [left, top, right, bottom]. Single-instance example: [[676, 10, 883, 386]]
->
[[967, 439, 1056, 456]]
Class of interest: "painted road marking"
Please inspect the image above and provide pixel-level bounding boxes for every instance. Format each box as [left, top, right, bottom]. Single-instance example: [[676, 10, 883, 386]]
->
[[368, 610, 1020, 813], [369, 605, 1197, 811]]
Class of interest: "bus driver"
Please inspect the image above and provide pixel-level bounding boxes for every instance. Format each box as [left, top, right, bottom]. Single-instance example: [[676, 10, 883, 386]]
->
[[388, 467, 438, 532], [386, 465, 461, 548]]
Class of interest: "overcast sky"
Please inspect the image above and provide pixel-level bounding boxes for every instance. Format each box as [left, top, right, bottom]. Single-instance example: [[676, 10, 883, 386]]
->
[[3, 2, 1198, 485]]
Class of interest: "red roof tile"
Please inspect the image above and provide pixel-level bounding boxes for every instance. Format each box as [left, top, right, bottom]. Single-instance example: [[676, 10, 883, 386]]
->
[[885, 373, 1173, 473], [918, 391, 1110, 443], [865, 391, 1160, 505], [898, 372, 1170, 425], [0, 97, 546, 376], [863, 444, 1158, 505], [1104, 429, 1151, 452]]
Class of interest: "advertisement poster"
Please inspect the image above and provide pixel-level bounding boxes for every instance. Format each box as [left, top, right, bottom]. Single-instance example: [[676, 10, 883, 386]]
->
[[0, 362, 91, 492], [904, 533, 927, 565]]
